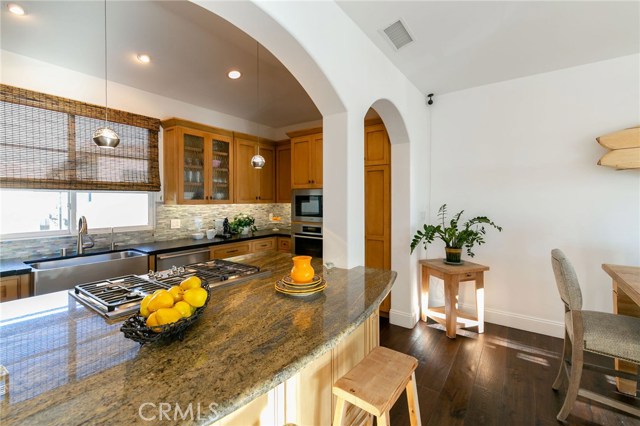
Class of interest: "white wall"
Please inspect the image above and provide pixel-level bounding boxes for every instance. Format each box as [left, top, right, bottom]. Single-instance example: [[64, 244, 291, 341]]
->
[[430, 54, 640, 337], [1, 50, 282, 141], [199, 1, 430, 328]]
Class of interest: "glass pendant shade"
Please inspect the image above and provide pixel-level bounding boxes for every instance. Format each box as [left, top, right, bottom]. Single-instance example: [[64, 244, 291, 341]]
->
[[92, 126, 120, 148], [251, 154, 265, 169]]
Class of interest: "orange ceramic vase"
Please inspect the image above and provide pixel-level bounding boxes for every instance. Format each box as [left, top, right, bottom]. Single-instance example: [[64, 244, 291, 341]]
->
[[290, 256, 315, 283]]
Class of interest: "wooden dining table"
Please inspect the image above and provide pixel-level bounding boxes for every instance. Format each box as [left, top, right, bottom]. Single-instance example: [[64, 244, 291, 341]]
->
[[602, 264, 640, 395]]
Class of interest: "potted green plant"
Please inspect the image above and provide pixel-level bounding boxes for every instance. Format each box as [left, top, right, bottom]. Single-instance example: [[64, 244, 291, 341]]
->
[[410, 204, 502, 264], [229, 213, 257, 235]]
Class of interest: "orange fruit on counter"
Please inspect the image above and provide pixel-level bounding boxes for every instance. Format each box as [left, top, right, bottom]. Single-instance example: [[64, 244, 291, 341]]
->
[[155, 308, 183, 326], [183, 287, 208, 308], [146, 312, 162, 332], [168, 286, 184, 303], [173, 301, 193, 318], [147, 290, 174, 312], [140, 294, 152, 318], [179, 276, 202, 291]]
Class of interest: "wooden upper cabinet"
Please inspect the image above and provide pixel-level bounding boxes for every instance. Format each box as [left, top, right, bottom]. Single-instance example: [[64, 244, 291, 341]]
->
[[234, 134, 275, 203], [365, 123, 390, 166], [276, 144, 292, 203], [161, 118, 233, 205], [289, 128, 323, 189]]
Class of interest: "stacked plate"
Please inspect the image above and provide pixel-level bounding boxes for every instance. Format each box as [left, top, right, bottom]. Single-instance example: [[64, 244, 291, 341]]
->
[[275, 274, 326, 297]]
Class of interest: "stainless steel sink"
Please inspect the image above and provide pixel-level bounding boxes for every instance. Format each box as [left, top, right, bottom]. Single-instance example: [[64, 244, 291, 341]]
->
[[28, 250, 149, 296]]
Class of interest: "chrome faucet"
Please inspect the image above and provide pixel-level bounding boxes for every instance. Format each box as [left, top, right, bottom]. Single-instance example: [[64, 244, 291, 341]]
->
[[77, 216, 95, 255]]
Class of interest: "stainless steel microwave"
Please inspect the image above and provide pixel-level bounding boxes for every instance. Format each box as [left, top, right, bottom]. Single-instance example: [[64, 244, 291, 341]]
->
[[292, 189, 323, 223]]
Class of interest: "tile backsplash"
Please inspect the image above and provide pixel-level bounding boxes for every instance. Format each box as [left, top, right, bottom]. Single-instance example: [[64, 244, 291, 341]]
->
[[0, 203, 291, 260]]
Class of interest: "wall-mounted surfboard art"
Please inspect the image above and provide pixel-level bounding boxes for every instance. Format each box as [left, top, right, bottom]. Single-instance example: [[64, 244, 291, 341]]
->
[[597, 126, 640, 170]]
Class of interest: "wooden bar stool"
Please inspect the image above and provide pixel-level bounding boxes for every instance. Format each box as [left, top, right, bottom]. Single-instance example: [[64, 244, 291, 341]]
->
[[332, 346, 422, 426]]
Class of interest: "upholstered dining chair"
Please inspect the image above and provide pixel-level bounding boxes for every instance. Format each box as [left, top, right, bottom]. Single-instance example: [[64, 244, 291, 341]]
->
[[550, 249, 640, 421]]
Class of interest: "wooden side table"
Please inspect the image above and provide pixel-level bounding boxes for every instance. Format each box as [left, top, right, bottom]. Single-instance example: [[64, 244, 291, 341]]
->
[[420, 259, 489, 338]]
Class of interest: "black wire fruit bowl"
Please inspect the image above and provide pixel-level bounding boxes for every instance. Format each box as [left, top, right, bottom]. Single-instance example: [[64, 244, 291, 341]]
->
[[120, 285, 211, 345]]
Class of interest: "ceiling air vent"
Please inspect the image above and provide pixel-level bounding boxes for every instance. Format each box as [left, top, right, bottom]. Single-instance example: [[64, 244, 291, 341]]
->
[[382, 19, 414, 51]]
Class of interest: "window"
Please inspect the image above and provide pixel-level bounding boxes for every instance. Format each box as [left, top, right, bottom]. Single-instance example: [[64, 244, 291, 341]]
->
[[76, 192, 149, 229], [0, 84, 160, 192], [0, 190, 69, 235], [0, 189, 153, 239]]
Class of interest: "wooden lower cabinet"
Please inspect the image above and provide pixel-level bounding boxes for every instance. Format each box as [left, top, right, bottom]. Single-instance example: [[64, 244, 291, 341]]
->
[[210, 242, 252, 259], [209, 237, 282, 259], [211, 311, 379, 426], [277, 237, 291, 253], [0, 274, 31, 302], [251, 238, 276, 253]]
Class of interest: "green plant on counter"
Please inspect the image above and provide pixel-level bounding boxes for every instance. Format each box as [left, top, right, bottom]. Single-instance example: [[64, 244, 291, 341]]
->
[[410, 204, 502, 257], [229, 213, 257, 234]]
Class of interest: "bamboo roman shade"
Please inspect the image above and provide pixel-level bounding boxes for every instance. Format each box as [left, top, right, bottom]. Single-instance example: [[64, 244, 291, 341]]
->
[[0, 84, 161, 191]]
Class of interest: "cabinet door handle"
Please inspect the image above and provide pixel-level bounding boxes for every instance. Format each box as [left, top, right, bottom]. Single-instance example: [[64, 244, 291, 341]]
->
[[227, 249, 238, 254]]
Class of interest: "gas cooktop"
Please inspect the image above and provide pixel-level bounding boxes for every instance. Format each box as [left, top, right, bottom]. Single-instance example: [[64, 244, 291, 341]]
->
[[70, 259, 270, 320]]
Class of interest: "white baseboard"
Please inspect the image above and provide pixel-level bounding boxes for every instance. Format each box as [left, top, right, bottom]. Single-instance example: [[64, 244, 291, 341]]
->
[[459, 303, 564, 338], [389, 309, 419, 329]]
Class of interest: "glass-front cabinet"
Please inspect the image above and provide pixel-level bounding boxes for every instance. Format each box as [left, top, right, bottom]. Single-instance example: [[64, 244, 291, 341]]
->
[[161, 119, 234, 205]]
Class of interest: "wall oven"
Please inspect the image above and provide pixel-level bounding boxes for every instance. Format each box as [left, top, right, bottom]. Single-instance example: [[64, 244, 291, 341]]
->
[[291, 223, 323, 258], [292, 189, 323, 223]]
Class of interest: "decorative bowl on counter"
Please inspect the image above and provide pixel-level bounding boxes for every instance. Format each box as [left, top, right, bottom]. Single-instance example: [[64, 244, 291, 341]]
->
[[120, 285, 211, 345], [192, 232, 205, 240]]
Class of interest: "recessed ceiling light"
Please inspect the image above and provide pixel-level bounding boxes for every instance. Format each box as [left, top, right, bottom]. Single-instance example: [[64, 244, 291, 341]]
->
[[227, 70, 242, 80], [136, 54, 151, 64], [7, 3, 26, 15]]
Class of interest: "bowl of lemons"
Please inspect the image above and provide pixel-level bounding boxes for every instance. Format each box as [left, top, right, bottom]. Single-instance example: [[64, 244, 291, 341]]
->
[[120, 275, 211, 345]]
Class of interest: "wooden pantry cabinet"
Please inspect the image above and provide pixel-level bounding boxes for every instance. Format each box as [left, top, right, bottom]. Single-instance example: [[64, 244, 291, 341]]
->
[[234, 134, 276, 204], [162, 118, 234, 205], [288, 128, 323, 189], [364, 119, 391, 316]]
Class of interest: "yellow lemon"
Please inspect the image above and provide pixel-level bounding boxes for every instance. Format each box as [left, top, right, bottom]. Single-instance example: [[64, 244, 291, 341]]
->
[[147, 290, 174, 313], [179, 275, 202, 291], [173, 301, 193, 318], [146, 312, 162, 332], [140, 294, 152, 318], [155, 308, 183, 326], [183, 287, 208, 308], [168, 286, 184, 303]]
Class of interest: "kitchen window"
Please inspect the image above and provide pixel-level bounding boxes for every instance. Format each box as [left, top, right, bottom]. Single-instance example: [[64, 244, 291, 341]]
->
[[0, 84, 161, 192], [0, 189, 154, 239]]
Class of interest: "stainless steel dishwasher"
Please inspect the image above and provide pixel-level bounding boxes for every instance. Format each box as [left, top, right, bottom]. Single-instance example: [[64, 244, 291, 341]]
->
[[155, 247, 211, 271]]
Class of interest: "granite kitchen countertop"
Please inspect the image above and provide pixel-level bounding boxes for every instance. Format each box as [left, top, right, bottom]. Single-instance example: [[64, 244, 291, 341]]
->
[[0, 228, 291, 276], [0, 252, 395, 426]]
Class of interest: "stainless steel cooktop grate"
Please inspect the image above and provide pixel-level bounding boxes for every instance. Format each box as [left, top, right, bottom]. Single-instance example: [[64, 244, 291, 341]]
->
[[74, 275, 169, 312]]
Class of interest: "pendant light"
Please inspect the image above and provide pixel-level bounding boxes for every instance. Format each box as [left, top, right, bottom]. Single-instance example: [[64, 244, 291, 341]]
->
[[251, 42, 265, 169], [92, 0, 120, 148]]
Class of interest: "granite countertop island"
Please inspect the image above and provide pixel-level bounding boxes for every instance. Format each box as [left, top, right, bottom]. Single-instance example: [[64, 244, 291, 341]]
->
[[0, 252, 395, 425]]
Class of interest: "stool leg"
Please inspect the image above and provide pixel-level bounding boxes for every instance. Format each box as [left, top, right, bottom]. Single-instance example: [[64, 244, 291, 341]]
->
[[475, 273, 485, 334], [406, 371, 422, 426], [377, 411, 390, 426], [333, 397, 347, 426]]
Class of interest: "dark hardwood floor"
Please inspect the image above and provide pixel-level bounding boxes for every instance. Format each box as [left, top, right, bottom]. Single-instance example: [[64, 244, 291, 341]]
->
[[379, 318, 640, 426]]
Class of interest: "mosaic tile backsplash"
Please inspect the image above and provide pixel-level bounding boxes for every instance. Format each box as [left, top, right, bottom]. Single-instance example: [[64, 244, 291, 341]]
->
[[0, 203, 291, 260]]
